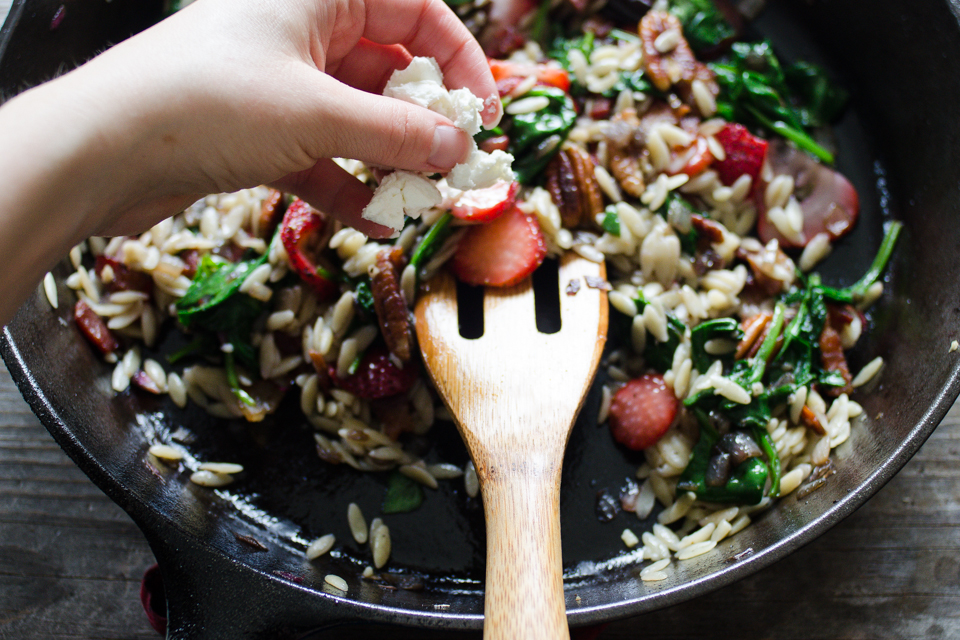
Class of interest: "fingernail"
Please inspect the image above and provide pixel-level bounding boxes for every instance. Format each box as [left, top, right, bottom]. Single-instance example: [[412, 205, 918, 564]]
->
[[482, 95, 503, 129], [428, 125, 469, 170]]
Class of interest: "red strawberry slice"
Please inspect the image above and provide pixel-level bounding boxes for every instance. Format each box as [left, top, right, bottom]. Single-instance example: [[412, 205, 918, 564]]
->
[[330, 346, 418, 399], [608, 373, 679, 451], [280, 198, 338, 300], [489, 58, 571, 93], [711, 123, 768, 186], [451, 206, 547, 287], [450, 180, 520, 223]]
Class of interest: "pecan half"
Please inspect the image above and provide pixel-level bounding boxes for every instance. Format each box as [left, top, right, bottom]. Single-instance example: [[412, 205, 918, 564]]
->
[[606, 108, 646, 199], [544, 145, 604, 228], [640, 11, 698, 93], [371, 247, 413, 362]]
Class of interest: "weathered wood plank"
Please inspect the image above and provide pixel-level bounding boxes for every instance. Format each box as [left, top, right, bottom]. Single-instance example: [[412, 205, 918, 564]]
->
[[0, 361, 956, 640]]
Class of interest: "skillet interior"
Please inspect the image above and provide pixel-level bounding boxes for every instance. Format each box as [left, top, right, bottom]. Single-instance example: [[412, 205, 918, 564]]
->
[[3, 0, 960, 636]]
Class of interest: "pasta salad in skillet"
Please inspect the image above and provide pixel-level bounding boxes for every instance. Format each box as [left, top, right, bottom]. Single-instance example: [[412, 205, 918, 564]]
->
[[55, 0, 899, 579]]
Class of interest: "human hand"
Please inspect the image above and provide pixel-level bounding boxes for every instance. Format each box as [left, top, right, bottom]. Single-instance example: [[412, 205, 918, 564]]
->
[[26, 0, 500, 239]]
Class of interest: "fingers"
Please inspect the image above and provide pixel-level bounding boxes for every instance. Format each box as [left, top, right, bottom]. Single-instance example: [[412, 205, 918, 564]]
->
[[328, 39, 411, 94], [360, 0, 501, 127], [300, 72, 471, 174], [272, 159, 395, 239]]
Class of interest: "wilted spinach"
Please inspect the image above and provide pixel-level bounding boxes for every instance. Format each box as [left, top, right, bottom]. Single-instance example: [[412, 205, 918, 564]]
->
[[669, 0, 737, 54], [711, 40, 847, 164], [503, 86, 577, 183]]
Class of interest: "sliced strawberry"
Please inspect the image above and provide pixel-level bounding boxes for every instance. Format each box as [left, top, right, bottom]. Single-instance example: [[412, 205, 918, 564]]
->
[[330, 346, 418, 399], [479, 134, 511, 154], [489, 58, 570, 93], [608, 373, 679, 451], [279, 198, 338, 300], [666, 136, 714, 177], [450, 180, 520, 223], [74, 300, 119, 356], [451, 206, 547, 287], [712, 123, 768, 186]]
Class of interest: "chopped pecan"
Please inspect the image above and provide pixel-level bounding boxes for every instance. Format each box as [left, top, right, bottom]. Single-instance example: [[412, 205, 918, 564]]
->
[[799, 405, 827, 436], [819, 324, 853, 397], [735, 312, 772, 360], [372, 396, 418, 441], [676, 62, 720, 115], [609, 151, 646, 199], [259, 188, 285, 240], [691, 214, 726, 244], [640, 11, 698, 93], [737, 241, 796, 297], [544, 145, 604, 228], [692, 214, 730, 273], [371, 248, 413, 362]]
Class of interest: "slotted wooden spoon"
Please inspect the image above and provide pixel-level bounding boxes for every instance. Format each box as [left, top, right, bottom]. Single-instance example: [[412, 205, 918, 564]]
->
[[415, 252, 608, 640]]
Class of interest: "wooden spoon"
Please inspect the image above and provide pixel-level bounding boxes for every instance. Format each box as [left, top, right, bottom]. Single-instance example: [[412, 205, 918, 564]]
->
[[415, 252, 608, 640]]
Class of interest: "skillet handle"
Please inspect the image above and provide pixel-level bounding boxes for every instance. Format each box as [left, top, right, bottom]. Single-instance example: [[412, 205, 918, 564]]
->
[[137, 512, 340, 640]]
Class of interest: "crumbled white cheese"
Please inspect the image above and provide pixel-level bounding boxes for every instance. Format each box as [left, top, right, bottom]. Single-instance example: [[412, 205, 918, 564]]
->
[[361, 172, 441, 234], [362, 56, 514, 233], [447, 149, 514, 191]]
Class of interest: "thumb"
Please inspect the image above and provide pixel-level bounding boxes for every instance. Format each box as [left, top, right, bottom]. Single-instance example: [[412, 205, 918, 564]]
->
[[304, 75, 472, 173]]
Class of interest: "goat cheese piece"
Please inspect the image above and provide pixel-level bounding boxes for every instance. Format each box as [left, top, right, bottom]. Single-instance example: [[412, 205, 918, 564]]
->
[[363, 56, 514, 233], [447, 149, 514, 191], [361, 172, 441, 235]]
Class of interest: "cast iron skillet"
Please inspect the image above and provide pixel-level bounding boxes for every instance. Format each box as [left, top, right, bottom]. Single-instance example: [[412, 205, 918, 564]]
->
[[4, 0, 960, 637]]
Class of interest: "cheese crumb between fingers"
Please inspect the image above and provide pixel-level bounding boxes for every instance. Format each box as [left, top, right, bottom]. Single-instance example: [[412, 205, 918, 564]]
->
[[362, 57, 515, 234]]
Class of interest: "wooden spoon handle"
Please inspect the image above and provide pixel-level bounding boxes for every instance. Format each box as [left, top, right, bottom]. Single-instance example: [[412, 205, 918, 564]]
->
[[480, 459, 569, 640]]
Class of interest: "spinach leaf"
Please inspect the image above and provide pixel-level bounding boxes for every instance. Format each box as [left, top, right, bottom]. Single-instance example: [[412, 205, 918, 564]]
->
[[410, 212, 453, 274], [655, 193, 700, 255], [353, 278, 376, 315], [177, 253, 267, 330], [676, 410, 768, 505], [175, 253, 269, 372], [669, 0, 737, 53], [503, 87, 577, 183], [633, 293, 685, 372], [711, 40, 846, 164], [383, 470, 424, 514], [690, 318, 741, 373], [601, 205, 621, 237], [784, 61, 849, 128]]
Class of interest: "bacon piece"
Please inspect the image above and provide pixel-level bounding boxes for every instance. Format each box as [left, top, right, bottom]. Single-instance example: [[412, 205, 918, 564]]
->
[[736, 312, 772, 360], [819, 324, 853, 397], [74, 300, 119, 355], [95, 256, 153, 295], [799, 405, 827, 436]]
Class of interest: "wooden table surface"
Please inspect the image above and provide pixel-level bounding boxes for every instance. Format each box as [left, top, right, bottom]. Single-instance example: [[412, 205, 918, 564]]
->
[[0, 357, 957, 640]]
